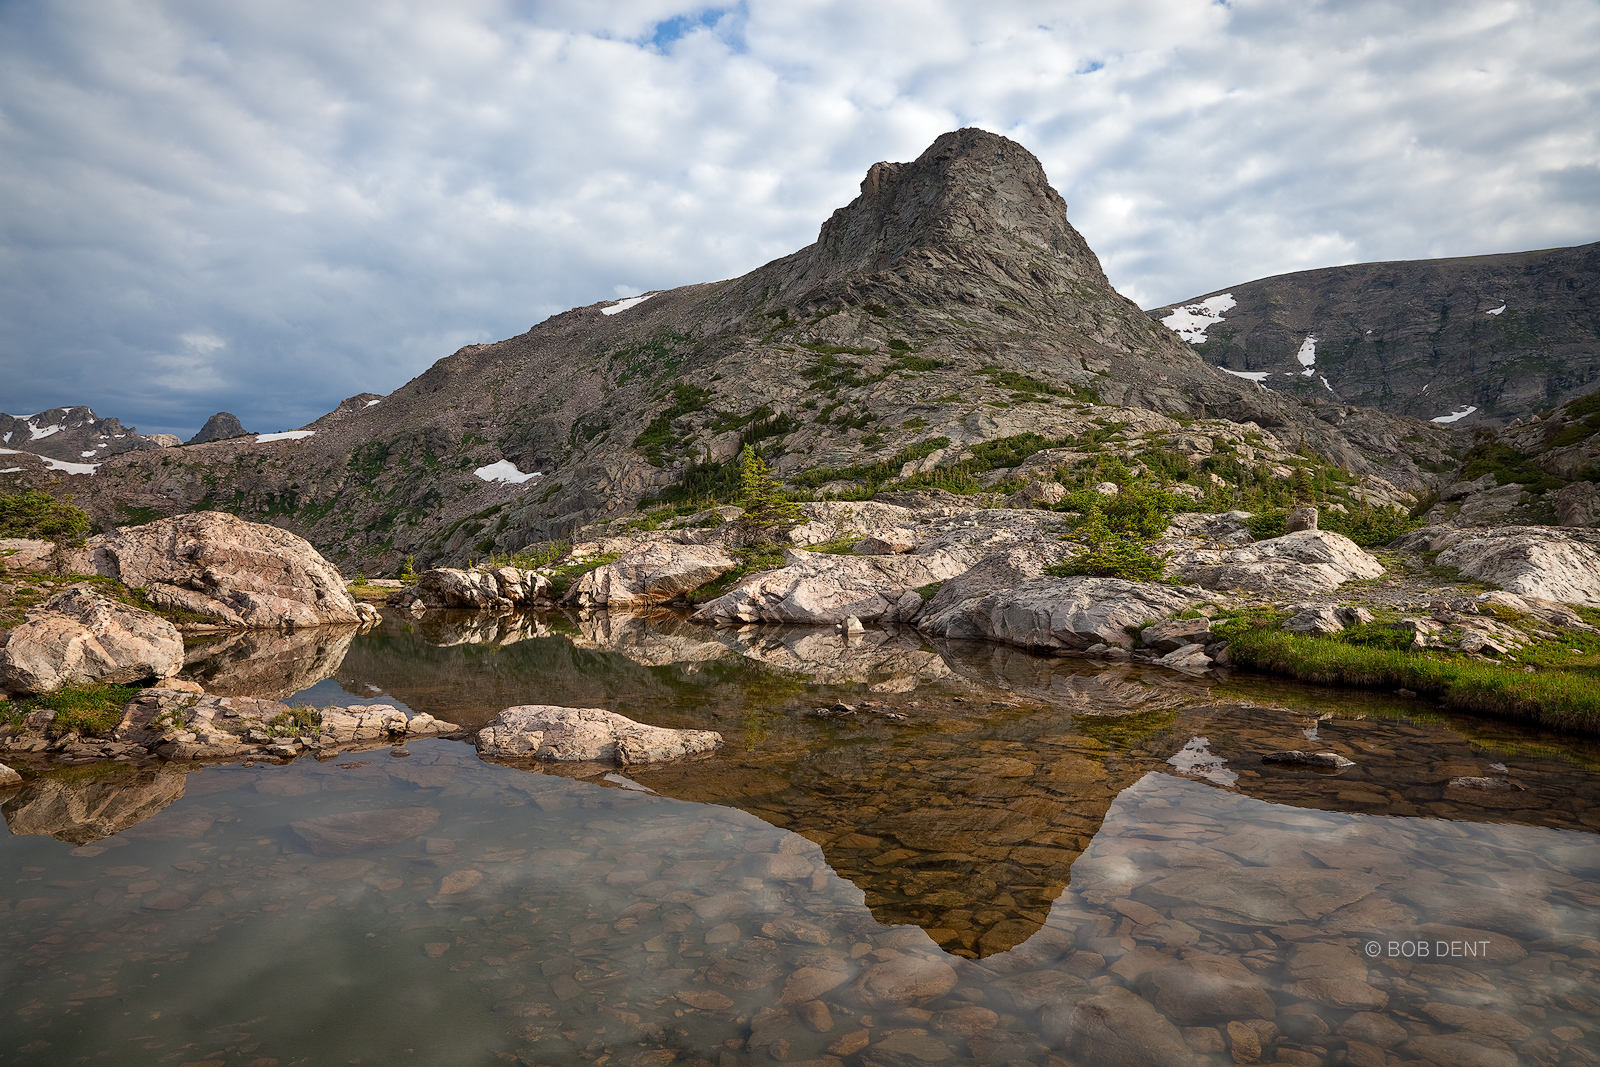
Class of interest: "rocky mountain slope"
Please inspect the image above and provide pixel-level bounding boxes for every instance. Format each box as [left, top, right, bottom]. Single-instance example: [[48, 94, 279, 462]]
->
[[1, 129, 1452, 573], [1149, 241, 1600, 428]]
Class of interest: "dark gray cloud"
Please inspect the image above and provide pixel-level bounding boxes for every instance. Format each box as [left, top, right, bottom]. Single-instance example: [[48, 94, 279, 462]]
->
[[2, 0, 1596, 436]]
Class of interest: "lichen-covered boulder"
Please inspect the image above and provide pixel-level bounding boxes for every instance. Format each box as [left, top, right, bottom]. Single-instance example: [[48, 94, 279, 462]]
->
[[93, 511, 361, 628], [1, 588, 183, 694], [476, 705, 721, 765]]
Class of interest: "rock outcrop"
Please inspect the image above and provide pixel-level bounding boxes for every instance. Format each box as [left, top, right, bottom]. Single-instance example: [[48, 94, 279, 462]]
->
[[186, 411, 249, 445], [1172, 530, 1384, 595], [92, 511, 362, 628], [918, 575, 1205, 652], [1, 588, 184, 694], [476, 705, 722, 765], [0, 537, 92, 576], [566, 542, 737, 608], [399, 566, 554, 611], [1434, 526, 1600, 607], [693, 547, 978, 625]]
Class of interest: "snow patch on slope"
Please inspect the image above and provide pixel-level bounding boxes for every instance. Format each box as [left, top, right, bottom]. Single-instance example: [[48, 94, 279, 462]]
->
[[474, 460, 541, 485], [256, 430, 316, 442], [1160, 294, 1236, 344], [1486, 303, 1506, 316], [1431, 406, 1478, 424], [1296, 336, 1318, 376], [1222, 368, 1271, 383], [602, 293, 656, 316]]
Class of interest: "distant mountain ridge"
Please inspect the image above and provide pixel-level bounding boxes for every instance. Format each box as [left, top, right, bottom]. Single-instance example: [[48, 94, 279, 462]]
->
[[1149, 242, 1600, 427], [0, 406, 176, 466]]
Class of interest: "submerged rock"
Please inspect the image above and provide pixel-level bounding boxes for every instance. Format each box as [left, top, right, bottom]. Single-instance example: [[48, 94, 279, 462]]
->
[[1, 588, 184, 694], [476, 704, 722, 765], [291, 806, 441, 856]]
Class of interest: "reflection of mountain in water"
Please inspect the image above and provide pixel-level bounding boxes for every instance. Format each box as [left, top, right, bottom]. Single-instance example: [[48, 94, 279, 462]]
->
[[2, 766, 189, 844], [171, 607, 1600, 957], [183, 625, 358, 699]]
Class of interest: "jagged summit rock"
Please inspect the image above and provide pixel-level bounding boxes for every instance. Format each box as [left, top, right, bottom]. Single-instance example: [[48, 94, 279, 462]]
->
[[9, 128, 1450, 571], [186, 412, 249, 445]]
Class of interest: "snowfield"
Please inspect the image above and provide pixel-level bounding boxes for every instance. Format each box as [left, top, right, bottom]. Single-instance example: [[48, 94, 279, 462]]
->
[[1160, 294, 1236, 344], [256, 430, 316, 442], [1432, 406, 1478, 424], [1221, 368, 1271, 383], [474, 460, 541, 485], [1296, 336, 1318, 376], [602, 293, 656, 316]]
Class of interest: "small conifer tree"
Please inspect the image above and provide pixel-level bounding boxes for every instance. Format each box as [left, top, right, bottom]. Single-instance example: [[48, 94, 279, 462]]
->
[[734, 446, 801, 544]]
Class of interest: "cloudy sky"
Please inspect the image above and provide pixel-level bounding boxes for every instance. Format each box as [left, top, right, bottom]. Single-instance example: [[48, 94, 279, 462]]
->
[[3, 0, 1597, 437]]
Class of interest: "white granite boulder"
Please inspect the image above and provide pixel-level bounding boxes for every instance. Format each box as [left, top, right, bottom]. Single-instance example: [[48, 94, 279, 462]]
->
[[476, 705, 722, 765], [93, 511, 361, 628], [1437, 526, 1600, 607], [692, 547, 978, 626], [1, 588, 184, 694], [1172, 530, 1384, 595], [918, 575, 1205, 652], [566, 542, 737, 608]]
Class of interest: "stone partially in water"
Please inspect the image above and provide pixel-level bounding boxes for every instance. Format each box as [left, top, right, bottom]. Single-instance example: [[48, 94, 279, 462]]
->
[[290, 807, 441, 856], [1261, 750, 1355, 769], [475, 705, 722, 765]]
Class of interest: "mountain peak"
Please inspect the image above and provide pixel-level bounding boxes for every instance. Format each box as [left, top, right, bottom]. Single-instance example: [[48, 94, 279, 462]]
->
[[783, 128, 1107, 302]]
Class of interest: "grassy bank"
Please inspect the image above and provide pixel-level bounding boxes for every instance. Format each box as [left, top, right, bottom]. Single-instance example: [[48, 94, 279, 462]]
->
[[1, 682, 145, 738], [1220, 619, 1600, 735]]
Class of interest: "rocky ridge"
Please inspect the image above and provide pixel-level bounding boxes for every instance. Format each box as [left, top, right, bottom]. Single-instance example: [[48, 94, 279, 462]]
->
[[0, 405, 177, 466], [1150, 241, 1600, 428], [0, 129, 1450, 574]]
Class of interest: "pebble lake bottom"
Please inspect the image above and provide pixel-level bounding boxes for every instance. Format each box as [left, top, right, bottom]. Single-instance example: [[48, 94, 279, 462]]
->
[[2, 612, 1598, 1066]]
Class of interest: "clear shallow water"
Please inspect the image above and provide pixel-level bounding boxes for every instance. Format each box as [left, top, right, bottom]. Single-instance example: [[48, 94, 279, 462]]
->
[[3, 610, 1599, 1065]]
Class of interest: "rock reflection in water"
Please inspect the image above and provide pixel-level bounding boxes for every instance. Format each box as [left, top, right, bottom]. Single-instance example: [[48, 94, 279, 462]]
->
[[0, 743, 1594, 1067], [410, 608, 549, 647], [574, 610, 734, 666], [1, 764, 189, 844], [724, 624, 953, 692], [182, 624, 358, 698]]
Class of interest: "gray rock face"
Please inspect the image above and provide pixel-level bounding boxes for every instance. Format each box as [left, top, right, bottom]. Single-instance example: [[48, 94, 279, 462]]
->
[[476, 704, 722, 765], [1555, 480, 1600, 527], [0, 405, 168, 463], [94, 511, 361, 628], [789, 501, 920, 547], [1287, 506, 1318, 532], [1173, 530, 1384, 594], [1149, 239, 1600, 428], [1435, 526, 1600, 607], [1, 588, 183, 694], [918, 575, 1204, 651], [693, 548, 978, 625], [567, 542, 736, 607], [1139, 617, 1212, 652], [186, 411, 249, 445]]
